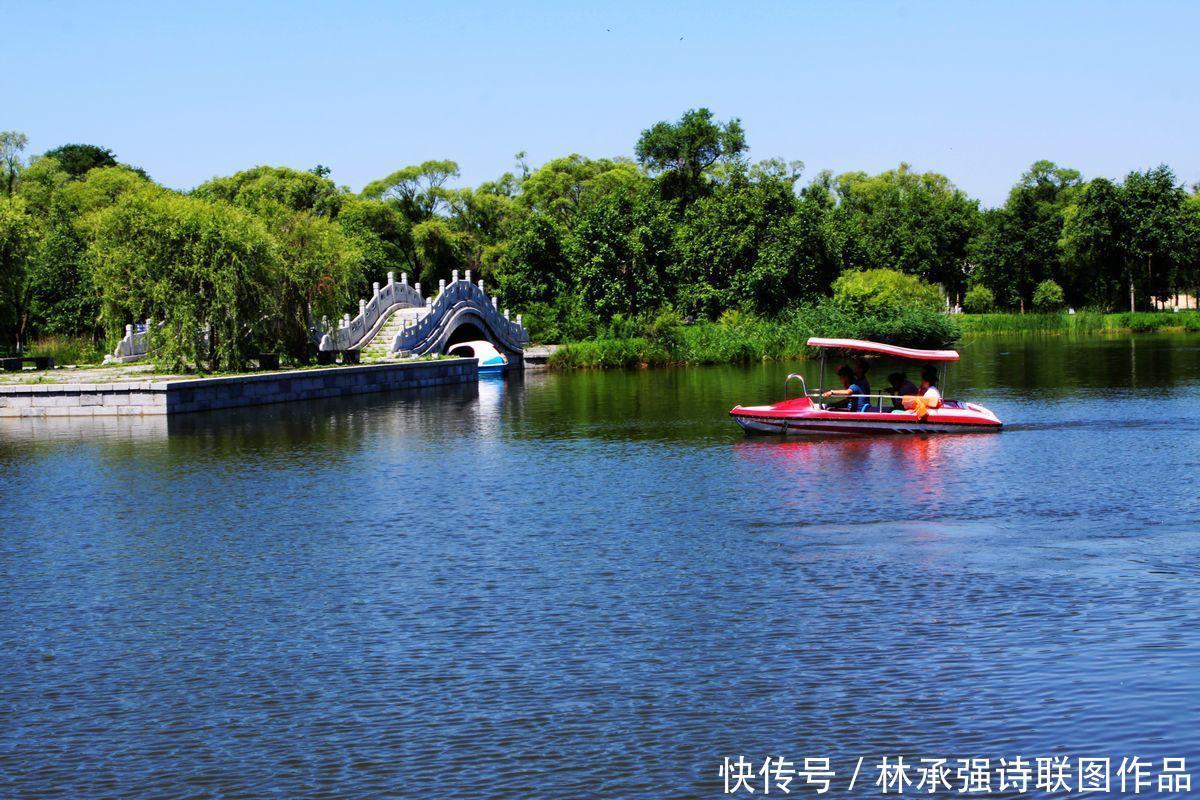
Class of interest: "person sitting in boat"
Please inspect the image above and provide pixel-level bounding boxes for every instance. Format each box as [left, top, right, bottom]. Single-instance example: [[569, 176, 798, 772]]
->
[[919, 364, 942, 405], [853, 358, 871, 399], [886, 371, 919, 410], [823, 365, 869, 412], [901, 365, 943, 412]]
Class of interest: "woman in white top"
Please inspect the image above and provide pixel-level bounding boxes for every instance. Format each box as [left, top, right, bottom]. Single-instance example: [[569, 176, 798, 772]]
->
[[918, 364, 942, 406]]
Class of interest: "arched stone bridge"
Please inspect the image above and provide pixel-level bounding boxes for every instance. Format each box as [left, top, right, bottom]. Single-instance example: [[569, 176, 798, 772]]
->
[[107, 270, 527, 368], [314, 270, 528, 366]]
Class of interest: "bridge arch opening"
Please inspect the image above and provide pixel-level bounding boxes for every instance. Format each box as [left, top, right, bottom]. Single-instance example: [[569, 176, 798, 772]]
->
[[443, 321, 487, 353]]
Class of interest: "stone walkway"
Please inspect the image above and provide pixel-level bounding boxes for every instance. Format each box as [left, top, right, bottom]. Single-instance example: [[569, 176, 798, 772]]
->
[[0, 363, 189, 386]]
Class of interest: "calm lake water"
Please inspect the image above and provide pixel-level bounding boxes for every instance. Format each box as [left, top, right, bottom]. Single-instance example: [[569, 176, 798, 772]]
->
[[2, 334, 1199, 799]]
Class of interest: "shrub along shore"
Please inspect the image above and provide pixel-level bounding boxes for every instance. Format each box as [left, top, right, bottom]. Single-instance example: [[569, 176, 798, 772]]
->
[[956, 310, 1200, 335], [547, 309, 1200, 369]]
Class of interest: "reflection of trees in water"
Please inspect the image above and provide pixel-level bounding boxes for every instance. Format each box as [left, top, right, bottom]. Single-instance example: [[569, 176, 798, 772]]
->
[[1, 383, 485, 473], [954, 333, 1200, 393], [162, 383, 484, 464], [512, 360, 829, 442]]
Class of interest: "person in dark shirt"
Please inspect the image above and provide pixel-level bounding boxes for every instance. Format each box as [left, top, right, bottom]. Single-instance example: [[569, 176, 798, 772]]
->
[[823, 365, 867, 412], [853, 358, 872, 399], [887, 371, 919, 411]]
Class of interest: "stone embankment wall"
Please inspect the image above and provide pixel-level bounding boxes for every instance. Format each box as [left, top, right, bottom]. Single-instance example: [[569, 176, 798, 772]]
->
[[0, 359, 477, 417]]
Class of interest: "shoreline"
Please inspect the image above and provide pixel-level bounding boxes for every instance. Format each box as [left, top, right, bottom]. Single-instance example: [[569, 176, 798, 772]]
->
[[956, 310, 1200, 336], [542, 313, 1200, 369], [0, 359, 478, 417]]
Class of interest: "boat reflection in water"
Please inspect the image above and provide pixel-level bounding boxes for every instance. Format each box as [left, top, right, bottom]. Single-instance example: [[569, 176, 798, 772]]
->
[[732, 430, 1001, 508]]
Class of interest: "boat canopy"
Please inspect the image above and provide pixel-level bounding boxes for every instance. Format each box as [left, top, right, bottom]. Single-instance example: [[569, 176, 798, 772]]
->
[[806, 337, 960, 362]]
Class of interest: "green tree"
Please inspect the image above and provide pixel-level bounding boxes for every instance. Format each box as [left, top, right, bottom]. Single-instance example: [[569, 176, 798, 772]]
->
[[635, 108, 747, 205], [493, 212, 571, 341], [831, 164, 979, 299], [91, 190, 279, 371], [566, 186, 672, 319], [24, 202, 93, 336], [1184, 190, 1200, 302], [195, 167, 364, 355], [448, 174, 519, 277], [1059, 177, 1126, 308], [42, 144, 118, 179], [337, 197, 412, 290], [361, 160, 459, 221], [1, 131, 28, 196], [1032, 279, 1065, 311], [194, 165, 344, 218], [673, 162, 834, 317], [0, 196, 35, 350], [17, 165, 155, 339], [495, 212, 567, 306], [962, 285, 995, 313], [361, 160, 463, 278], [410, 217, 470, 286], [269, 211, 363, 356], [11, 156, 69, 216], [1121, 165, 1192, 309], [518, 155, 643, 221], [969, 161, 1081, 309], [1061, 166, 1193, 310], [64, 165, 154, 215], [831, 268, 944, 317]]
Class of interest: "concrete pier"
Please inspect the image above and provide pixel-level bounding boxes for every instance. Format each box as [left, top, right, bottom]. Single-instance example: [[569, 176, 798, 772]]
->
[[521, 344, 559, 370], [0, 359, 477, 417]]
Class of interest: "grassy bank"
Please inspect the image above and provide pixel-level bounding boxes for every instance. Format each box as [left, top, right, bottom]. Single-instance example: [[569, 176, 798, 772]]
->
[[958, 311, 1200, 335], [547, 309, 1200, 369], [547, 306, 960, 369], [0, 336, 108, 366]]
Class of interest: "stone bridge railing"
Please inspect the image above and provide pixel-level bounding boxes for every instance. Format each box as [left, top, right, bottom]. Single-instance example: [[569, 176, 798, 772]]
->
[[390, 271, 527, 356], [104, 321, 152, 364], [315, 271, 424, 352]]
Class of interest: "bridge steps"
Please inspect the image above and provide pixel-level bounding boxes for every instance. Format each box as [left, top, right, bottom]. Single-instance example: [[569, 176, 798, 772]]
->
[[361, 307, 428, 361]]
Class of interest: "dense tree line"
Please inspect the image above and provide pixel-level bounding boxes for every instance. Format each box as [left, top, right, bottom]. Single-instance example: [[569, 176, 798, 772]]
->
[[1, 110, 1198, 367]]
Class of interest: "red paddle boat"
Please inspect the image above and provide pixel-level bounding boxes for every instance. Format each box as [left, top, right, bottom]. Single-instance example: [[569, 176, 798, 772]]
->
[[730, 337, 1002, 436]]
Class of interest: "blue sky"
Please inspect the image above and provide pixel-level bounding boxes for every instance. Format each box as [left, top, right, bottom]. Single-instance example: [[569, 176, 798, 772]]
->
[[6, 1, 1197, 206]]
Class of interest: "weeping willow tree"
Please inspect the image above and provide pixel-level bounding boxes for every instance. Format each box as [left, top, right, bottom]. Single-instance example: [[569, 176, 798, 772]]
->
[[0, 195, 36, 352], [194, 167, 366, 358], [90, 189, 279, 372]]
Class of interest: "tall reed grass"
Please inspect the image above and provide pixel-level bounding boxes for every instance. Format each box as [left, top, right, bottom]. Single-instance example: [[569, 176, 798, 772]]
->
[[958, 311, 1200, 335], [547, 304, 961, 369], [21, 336, 107, 365]]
